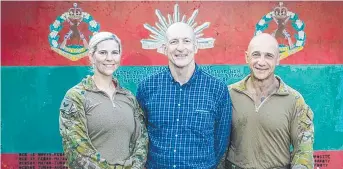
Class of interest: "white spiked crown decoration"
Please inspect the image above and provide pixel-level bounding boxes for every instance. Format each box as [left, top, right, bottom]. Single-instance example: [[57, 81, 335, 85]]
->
[[140, 4, 215, 54]]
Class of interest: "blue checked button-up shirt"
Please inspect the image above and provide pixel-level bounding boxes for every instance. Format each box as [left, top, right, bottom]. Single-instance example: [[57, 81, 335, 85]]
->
[[137, 65, 232, 169]]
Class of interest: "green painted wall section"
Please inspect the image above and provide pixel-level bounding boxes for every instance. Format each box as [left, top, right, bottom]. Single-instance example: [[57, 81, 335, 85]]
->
[[1, 65, 343, 153]]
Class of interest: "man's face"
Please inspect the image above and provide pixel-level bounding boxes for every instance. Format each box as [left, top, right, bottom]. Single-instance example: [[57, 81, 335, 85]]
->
[[165, 23, 197, 68], [246, 39, 279, 80]]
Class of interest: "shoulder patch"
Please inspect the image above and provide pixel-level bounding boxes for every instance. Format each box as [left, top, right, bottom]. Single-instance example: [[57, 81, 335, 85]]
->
[[60, 96, 78, 115]]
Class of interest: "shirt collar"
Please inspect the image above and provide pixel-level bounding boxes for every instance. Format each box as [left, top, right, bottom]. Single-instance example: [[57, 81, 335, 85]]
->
[[229, 74, 289, 96], [81, 75, 127, 94], [167, 64, 200, 86]]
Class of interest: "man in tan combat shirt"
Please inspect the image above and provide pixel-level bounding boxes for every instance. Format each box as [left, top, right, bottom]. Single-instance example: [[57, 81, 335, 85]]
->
[[220, 33, 314, 169]]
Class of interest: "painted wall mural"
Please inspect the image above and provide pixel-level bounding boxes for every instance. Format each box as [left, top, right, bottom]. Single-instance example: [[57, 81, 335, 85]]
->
[[254, 2, 306, 60], [48, 3, 100, 61], [1, 1, 343, 169]]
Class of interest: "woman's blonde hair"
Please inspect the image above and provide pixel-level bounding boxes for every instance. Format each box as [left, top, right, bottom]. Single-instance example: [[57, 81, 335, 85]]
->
[[88, 31, 122, 56]]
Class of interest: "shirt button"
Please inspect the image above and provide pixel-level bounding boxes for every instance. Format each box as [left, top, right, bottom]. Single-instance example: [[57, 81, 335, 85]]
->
[[177, 104, 180, 107], [175, 134, 178, 137], [180, 89, 182, 91], [174, 149, 176, 152], [173, 165, 176, 168], [176, 119, 179, 121]]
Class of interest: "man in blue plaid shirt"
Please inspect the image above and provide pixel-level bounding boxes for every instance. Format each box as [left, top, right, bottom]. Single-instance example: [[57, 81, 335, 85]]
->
[[137, 7, 232, 168]]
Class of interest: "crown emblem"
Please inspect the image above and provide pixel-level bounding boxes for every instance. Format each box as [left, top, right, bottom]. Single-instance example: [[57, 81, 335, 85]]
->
[[273, 2, 288, 18], [48, 2, 100, 61], [68, 3, 83, 21]]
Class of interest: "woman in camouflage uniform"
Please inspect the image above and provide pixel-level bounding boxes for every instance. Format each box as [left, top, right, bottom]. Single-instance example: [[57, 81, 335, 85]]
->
[[59, 32, 148, 169]]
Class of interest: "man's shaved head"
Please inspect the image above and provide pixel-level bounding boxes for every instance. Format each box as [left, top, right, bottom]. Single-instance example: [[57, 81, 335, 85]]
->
[[248, 33, 279, 56]]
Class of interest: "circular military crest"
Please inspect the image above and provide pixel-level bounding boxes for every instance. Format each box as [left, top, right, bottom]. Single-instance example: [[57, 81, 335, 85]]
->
[[254, 2, 306, 60], [48, 3, 100, 61]]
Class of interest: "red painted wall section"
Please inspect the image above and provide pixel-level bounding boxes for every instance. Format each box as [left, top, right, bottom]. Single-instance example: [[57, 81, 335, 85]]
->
[[2, 1, 343, 66]]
